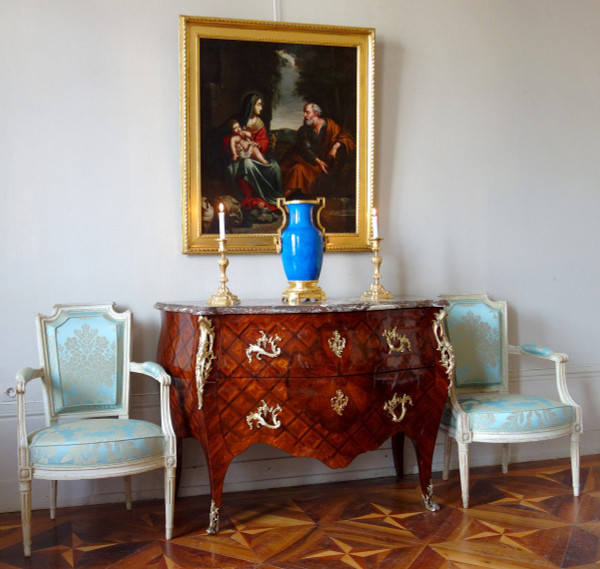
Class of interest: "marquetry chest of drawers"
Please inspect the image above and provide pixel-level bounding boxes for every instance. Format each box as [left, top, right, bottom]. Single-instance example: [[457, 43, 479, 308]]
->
[[155, 299, 454, 533]]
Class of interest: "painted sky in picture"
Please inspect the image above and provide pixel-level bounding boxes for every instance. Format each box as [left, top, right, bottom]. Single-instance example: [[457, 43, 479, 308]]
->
[[270, 50, 305, 130]]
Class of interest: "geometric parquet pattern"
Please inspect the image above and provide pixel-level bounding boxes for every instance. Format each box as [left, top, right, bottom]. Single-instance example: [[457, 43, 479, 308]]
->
[[0, 454, 599, 568]]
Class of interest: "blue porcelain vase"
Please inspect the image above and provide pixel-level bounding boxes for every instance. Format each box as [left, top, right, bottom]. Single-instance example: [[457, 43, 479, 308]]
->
[[276, 197, 326, 302]]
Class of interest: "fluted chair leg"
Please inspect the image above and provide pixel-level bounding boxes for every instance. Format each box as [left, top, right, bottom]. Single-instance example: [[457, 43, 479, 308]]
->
[[165, 466, 176, 540], [20, 479, 32, 557], [124, 476, 132, 510], [457, 441, 470, 508], [50, 480, 57, 519], [442, 435, 452, 480], [571, 433, 580, 496], [501, 443, 509, 474]]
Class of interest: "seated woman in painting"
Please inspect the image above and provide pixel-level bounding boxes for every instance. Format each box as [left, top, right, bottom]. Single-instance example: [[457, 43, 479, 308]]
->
[[222, 93, 283, 213]]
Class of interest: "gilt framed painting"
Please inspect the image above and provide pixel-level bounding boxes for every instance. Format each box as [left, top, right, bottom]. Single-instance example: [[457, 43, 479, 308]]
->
[[180, 16, 375, 254]]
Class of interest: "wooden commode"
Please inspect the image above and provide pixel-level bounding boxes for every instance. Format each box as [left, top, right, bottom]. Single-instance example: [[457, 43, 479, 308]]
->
[[155, 298, 454, 533]]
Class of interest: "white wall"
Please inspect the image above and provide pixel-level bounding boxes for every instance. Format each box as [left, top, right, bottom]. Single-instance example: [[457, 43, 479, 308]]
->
[[1, 0, 599, 513]]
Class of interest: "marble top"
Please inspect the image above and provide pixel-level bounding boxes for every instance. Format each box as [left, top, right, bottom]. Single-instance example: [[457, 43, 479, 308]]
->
[[154, 297, 447, 316]]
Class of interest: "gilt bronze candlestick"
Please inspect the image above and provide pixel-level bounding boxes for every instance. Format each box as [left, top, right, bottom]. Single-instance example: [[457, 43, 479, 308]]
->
[[207, 237, 240, 306], [361, 237, 393, 302]]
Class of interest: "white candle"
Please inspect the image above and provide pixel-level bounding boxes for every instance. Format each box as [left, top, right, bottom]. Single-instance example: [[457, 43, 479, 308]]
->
[[371, 207, 379, 239], [218, 203, 225, 240]]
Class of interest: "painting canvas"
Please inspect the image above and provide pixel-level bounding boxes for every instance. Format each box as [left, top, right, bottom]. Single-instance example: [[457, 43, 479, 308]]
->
[[180, 17, 375, 254]]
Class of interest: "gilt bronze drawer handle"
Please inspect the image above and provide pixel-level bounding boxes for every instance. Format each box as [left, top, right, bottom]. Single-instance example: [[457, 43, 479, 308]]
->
[[331, 389, 349, 415], [383, 328, 412, 354], [383, 393, 413, 423], [246, 331, 282, 363], [328, 330, 346, 358], [246, 400, 283, 430]]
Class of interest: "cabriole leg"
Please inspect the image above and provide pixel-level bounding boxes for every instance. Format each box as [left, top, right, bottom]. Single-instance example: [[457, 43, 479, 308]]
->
[[412, 438, 440, 511], [205, 455, 233, 534]]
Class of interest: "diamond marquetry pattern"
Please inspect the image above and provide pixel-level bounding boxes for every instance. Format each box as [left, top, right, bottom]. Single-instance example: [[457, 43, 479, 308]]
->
[[218, 310, 439, 379], [218, 368, 439, 468], [219, 314, 337, 378], [218, 376, 384, 466], [156, 311, 200, 379]]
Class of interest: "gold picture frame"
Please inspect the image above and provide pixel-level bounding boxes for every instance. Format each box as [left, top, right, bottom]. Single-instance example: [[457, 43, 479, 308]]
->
[[180, 16, 375, 254]]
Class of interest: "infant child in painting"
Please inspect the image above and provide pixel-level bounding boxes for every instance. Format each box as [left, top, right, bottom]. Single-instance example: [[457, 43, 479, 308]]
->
[[228, 120, 269, 165]]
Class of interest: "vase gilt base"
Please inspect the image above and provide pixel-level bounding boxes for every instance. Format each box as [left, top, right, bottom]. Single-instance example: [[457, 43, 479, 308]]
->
[[281, 281, 326, 304]]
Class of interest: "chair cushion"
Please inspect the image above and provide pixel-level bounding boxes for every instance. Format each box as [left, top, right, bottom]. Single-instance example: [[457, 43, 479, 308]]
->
[[28, 419, 166, 467], [442, 394, 575, 432]]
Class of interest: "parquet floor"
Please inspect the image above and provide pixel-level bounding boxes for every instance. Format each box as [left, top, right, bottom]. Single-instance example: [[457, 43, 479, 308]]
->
[[0, 454, 599, 568]]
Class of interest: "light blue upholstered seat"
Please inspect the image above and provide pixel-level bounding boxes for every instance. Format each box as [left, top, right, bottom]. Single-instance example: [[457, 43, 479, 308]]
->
[[441, 394, 575, 432], [439, 293, 582, 508], [16, 303, 177, 557], [28, 419, 166, 467]]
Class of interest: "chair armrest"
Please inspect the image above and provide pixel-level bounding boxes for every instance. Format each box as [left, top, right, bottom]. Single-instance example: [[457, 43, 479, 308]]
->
[[15, 367, 44, 468], [15, 367, 44, 403], [508, 344, 569, 363], [130, 362, 176, 443], [508, 344, 578, 407], [15, 367, 44, 391], [130, 361, 171, 385]]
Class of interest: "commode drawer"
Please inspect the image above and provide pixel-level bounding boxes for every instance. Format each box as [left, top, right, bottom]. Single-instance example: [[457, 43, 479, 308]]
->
[[217, 308, 441, 379]]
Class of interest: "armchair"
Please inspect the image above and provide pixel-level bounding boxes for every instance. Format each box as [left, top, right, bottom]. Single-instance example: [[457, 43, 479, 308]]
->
[[439, 293, 582, 508], [16, 303, 176, 557]]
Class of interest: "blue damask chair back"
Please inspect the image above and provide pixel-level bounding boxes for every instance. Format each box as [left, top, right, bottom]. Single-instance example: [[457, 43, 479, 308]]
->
[[38, 305, 130, 421], [444, 295, 508, 393]]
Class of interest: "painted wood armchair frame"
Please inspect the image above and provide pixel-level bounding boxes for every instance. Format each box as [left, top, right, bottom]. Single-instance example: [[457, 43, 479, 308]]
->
[[439, 293, 582, 508], [16, 303, 177, 557]]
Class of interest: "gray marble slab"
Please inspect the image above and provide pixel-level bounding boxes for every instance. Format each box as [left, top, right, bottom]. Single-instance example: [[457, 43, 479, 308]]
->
[[154, 297, 447, 315]]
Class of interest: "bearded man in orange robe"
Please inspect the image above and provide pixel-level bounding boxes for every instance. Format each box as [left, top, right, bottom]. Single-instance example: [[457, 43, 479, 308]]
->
[[282, 102, 355, 198]]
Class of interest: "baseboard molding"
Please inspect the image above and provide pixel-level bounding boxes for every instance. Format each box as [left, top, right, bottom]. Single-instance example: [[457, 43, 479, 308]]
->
[[509, 363, 599, 383], [178, 447, 400, 498]]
